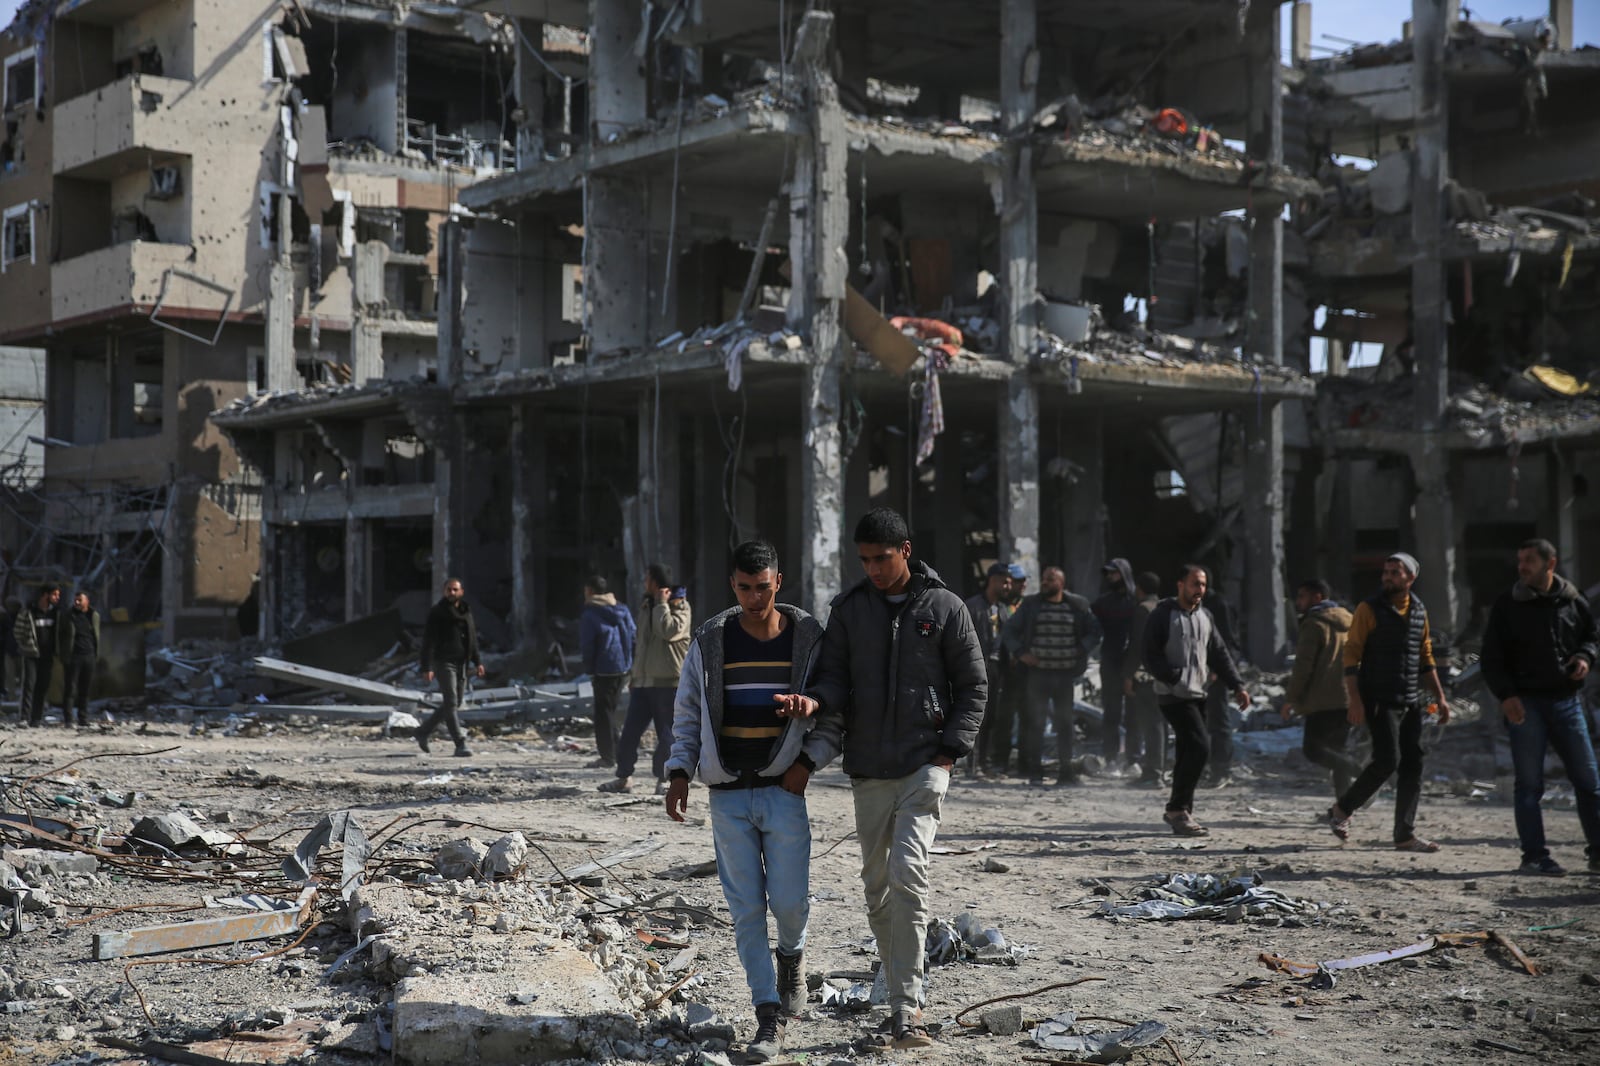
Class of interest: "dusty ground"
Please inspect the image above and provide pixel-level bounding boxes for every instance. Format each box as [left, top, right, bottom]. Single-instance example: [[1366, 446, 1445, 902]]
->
[[2, 713, 1598, 1066]]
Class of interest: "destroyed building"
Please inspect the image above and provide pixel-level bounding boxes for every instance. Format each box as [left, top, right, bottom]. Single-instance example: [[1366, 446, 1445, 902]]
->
[[0, 0, 518, 640], [216, 0, 1319, 666], [1289, 0, 1600, 634]]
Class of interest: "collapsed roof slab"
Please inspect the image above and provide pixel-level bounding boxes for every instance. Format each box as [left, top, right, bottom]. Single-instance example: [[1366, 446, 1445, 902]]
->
[[1036, 142, 1317, 222], [1038, 359, 1315, 417], [1326, 416, 1600, 457], [1310, 223, 1600, 279]]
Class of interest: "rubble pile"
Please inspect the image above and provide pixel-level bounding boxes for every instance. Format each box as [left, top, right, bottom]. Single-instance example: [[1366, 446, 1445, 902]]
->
[[1096, 871, 1333, 922], [1320, 374, 1600, 443]]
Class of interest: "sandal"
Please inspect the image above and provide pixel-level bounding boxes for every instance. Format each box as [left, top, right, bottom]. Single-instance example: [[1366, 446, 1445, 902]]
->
[[1394, 837, 1440, 853], [1326, 807, 1351, 842], [893, 1017, 935, 1050]]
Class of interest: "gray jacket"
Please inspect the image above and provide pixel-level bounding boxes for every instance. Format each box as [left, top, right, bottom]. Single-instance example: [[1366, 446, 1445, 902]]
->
[[806, 561, 988, 779], [1141, 597, 1243, 704], [664, 604, 832, 786]]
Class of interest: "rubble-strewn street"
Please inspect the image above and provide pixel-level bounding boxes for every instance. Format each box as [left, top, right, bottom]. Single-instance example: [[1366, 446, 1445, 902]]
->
[[3, 714, 1598, 1066]]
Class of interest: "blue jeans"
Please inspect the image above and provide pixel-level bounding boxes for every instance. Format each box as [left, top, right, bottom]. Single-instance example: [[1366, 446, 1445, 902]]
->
[[1506, 695, 1600, 864], [708, 785, 811, 1008]]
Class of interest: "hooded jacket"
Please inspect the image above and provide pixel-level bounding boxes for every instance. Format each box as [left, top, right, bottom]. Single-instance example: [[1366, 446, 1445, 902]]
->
[[580, 593, 636, 676], [1002, 591, 1102, 677], [1283, 602, 1352, 714], [12, 600, 58, 661], [420, 597, 478, 672], [1091, 558, 1138, 671], [632, 595, 693, 687], [1480, 575, 1599, 700], [664, 604, 833, 785], [806, 560, 988, 779]]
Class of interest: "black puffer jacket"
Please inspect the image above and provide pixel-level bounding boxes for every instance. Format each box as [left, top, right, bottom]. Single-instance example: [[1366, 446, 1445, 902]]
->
[[807, 561, 987, 779], [1480, 576, 1599, 700], [420, 598, 479, 672]]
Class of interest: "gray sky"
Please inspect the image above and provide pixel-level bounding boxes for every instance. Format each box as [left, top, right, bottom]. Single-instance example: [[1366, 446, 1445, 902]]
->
[[2, 1, 1595, 46]]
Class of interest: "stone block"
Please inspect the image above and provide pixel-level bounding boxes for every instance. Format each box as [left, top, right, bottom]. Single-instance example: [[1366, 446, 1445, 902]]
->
[[2, 848, 100, 877]]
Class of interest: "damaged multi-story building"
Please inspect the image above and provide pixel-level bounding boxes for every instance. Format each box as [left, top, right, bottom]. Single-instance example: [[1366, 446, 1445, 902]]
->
[[0, 0, 520, 640], [1289, 0, 1600, 636], [216, 0, 1327, 666]]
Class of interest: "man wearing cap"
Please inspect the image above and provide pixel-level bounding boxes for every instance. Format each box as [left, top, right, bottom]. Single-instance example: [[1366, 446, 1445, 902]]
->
[[1326, 552, 1451, 852], [966, 563, 1017, 775]]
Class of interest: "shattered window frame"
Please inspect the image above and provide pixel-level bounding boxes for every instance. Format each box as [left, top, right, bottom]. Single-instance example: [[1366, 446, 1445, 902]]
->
[[3, 48, 39, 114], [1, 200, 34, 271]]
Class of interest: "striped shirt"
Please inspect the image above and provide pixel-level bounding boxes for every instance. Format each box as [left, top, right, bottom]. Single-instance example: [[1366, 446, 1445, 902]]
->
[[720, 617, 795, 772], [1032, 598, 1081, 671]]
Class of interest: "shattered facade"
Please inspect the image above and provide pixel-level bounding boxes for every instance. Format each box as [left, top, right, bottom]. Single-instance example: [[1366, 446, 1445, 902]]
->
[[0, 0, 514, 640], [220, 0, 1316, 666]]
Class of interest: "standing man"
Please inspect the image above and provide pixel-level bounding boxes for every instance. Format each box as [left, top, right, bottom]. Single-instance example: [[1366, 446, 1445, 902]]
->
[[1, 596, 20, 704], [805, 507, 986, 1051], [1003, 566, 1101, 786], [965, 563, 1014, 776], [417, 577, 485, 757], [1201, 569, 1245, 788], [1326, 552, 1451, 852], [1140, 565, 1249, 836], [1479, 539, 1600, 876], [1093, 558, 1138, 769], [1123, 571, 1165, 787], [580, 574, 636, 769], [58, 591, 100, 729], [604, 564, 692, 794], [13, 585, 61, 727], [664, 541, 830, 1062], [995, 562, 1028, 774], [1281, 580, 1361, 799]]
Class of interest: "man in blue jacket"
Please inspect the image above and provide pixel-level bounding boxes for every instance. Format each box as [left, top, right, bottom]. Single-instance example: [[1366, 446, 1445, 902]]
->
[[580, 575, 636, 770], [663, 540, 830, 1062]]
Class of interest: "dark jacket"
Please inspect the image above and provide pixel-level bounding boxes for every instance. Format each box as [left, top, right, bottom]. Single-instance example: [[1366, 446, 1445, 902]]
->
[[1141, 598, 1244, 704], [1001, 591, 1102, 677], [1283, 602, 1352, 714], [807, 560, 988, 779], [1091, 558, 1138, 671], [1480, 576, 1599, 701], [1203, 589, 1242, 655], [1350, 592, 1430, 706], [1123, 594, 1159, 686], [420, 597, 478, 672], [963, 592, 1012, 662], [62, 606, 101, 660], [664, 604, 832, 785], [579, 593, 636, 676], [13, 601, 58, 661]]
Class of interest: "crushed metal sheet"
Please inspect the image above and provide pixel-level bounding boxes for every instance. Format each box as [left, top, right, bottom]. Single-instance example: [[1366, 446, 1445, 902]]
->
[[92, 886, 316, 961], [1098, 872, 1324, 921], [283, 811, 370, 902]]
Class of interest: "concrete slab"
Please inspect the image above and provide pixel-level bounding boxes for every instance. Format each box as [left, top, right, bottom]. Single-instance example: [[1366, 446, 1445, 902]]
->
[[392, 945, 638, 1065]]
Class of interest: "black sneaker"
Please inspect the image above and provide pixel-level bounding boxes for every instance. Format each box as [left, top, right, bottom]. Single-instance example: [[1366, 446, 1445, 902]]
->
[[416, 731, 431, 754], [1518, 856, 1567, 877], [746, 1002, 786, 1062], [775, 947, 805, 1016], [452, 742, 473, 757]]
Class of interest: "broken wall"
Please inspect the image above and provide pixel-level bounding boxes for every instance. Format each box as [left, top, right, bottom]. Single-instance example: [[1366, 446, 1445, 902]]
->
[[328, 25, 400, 154]]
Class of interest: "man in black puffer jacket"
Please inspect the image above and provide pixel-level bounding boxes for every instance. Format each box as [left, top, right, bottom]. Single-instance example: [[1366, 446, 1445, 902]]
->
[[417, 577, 484, 757], [1480, 538, 1600, 876], [806, 508, 986, 1052]]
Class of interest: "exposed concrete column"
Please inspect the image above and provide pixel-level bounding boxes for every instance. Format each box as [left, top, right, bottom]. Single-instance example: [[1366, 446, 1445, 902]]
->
[[1412, 0, 1450, 431], [997, 0, 1041, 584], [933, 434, 965, 579], [1060, 414, 1106, 596], [1291, 2, 1313, 65], [437, 221, 465, 386], [585, 0, 651, 357], [1243, 4, 1288, 666], [344, 517, 370, 621], [266, 191, 297, 393], [1409, 442, 1462, 633], [589, 0, 647, 138], [515, 17, 547, 163], [509, 403, 544, 649], [692, 417, 725, 604], [350, 240, 383, 384], [637, 386, 682, 576], [792, 12, 848, 617], [1550, 0, 1574, 51], [258, 519, 278, 643], [1548, 447, 1579, 580]]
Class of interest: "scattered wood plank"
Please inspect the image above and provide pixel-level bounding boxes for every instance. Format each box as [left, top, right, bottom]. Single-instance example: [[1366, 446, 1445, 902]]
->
[[228, 704, 399, 722], [92, 887, 316, 961], [253, 657, 429, 705], [543, 839, 666, 884]]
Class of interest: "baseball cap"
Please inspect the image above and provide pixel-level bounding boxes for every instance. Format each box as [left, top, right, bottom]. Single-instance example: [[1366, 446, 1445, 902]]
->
[[986, 562, 1010, 578], [1006, 563, 1027, 580]]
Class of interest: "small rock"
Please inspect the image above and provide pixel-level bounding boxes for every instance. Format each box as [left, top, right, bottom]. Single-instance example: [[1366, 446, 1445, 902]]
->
[[1464, 1005, 1479, 1021], [1464, 881, 1479, 892], [508, 989, 539, 1005], [1580, 973, 1600, 987], [48, 1025, 77, 1041], [435, 838, 490, 881], [981, 1004, 1024, 1036], [485, 832, 528, 879], [982, 857, 1011, 873]]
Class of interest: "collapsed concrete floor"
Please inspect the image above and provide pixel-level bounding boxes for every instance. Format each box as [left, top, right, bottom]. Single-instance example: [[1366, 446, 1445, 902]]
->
[[2, 721, 1598, 1066]]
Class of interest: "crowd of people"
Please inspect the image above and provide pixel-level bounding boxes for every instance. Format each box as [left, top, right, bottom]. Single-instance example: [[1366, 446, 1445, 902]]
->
[[415, 515, 1599, 1061]]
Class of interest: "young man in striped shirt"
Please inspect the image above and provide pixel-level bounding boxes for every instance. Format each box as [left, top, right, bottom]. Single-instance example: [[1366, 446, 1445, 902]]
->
[[663, 540, 830, 1063]]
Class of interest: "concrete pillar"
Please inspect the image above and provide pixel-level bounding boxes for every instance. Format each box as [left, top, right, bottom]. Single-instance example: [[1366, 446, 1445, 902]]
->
[[344, 516, 370, 621], [1410, 443, 1462, 633], [998, 0, 1041, 585], [692, 417, 725, 605], [258, 519, 277, 643], [637, 388, 682, 576], [1243, 5, 1288, 666], [350, 240, 383, 384], [431, 417, 461, 599], [588, 0, 647, 138], [1412, 0, 1450, 432], [1549, 447, 1579, 580], [265, 193, 297, 393], [1060, 414, 1105, 598], [1550, 0, 1574, 51], [436, 221, 465, 386], [1320, 455, 1357, 600], [1291, 2, 1313, 65], [515, 17, 547, 163], [933, 433, 965, 582], [791, 12, 848, 618], [509, 404, 543, 648]]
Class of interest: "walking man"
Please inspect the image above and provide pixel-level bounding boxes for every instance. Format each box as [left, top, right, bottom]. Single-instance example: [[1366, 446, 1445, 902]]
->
[[1140, 565, 1249, 836], [664, 541, 830, 1062], [580, 574, 636, 769], [417, 577, 485, 757], [1123, 571, 1166, 787], [806, 508, 986, 1050], [59, 591, 100, 728], [1093, 559, 1138, 769], [1281, 580, 1361, 799], [1326, 552, 1451, 852], [13, 585, 61, 727], [605, 564, 692, 794], [1003, 566, 1101, 785], [964, 563, 1014, 775], [1480, 539, 1600, 875]]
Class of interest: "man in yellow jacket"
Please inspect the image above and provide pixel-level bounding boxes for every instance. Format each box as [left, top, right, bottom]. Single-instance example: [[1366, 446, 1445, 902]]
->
[[602, 563, 693, 794], [1280, 579, 1360, 799]]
